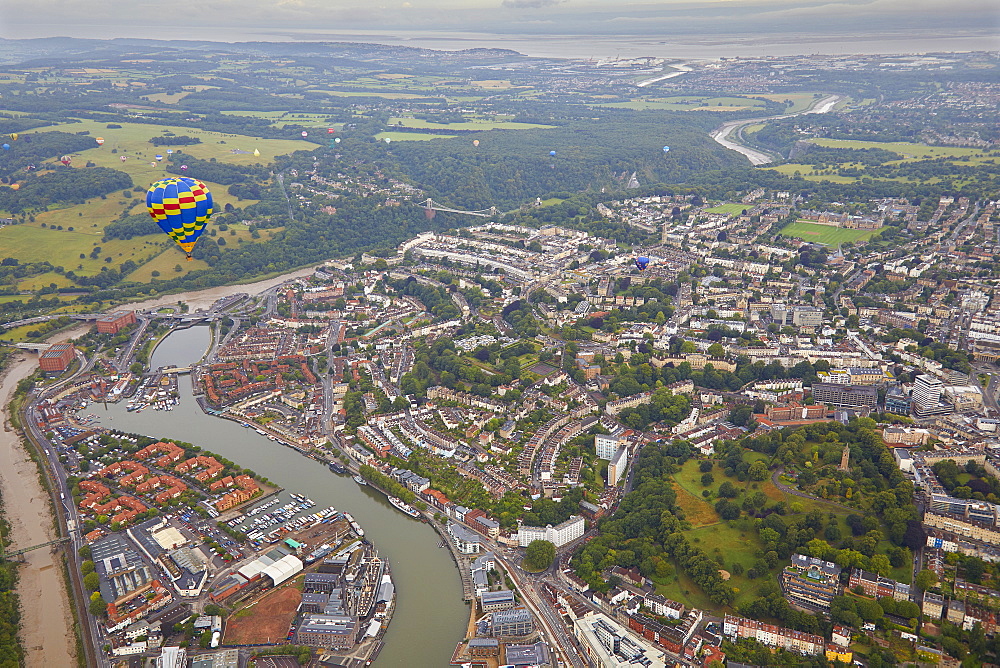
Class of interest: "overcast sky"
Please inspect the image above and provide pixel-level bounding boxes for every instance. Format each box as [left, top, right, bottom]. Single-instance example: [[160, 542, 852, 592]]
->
[[2, 0, 998, 41]]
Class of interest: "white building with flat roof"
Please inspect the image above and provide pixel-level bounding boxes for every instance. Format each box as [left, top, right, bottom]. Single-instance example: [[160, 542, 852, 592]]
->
[[595, 434, 620, 460], [517, 515, 585, 548]]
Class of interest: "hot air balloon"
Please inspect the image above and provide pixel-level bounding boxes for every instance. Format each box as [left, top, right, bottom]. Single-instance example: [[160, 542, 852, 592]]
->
[[95, 137, 105, 146], [473, 139, 480, 147], [150, 162, 156, 167], [327, 128, 335, 134], [384, 137, 391, 144], [9, 133, 17, 141], [253, 148, 260, 157], [334, 137, 341, 144], [634, 256, 650, 271], [662, 146, 670, 153], [120, 155, 127, 162], [1, 144, 8, 151], [549, 150, 556, 157], [167, 149, 174, 155], [180, 164, 188, 171], [301, 131, 308, 138], [10, 183, 19, 191], [155, 154, 163, 162], [60, 155, 72, 165], [146, 176, 213, 261]]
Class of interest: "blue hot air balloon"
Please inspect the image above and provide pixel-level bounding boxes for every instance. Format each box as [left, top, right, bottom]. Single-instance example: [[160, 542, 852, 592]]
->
[[146, 177, 213, 260], [549, 150, 557, 157], [635, 256, 650, 271], [663, 146, 670, 153], [1, 144, 9, 151]]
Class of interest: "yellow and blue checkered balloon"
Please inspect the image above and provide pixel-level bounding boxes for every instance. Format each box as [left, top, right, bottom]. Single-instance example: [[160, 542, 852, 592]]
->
[[146, 177, 213, 259]]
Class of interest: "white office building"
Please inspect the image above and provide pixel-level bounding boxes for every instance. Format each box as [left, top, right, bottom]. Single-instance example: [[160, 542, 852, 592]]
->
[[608, 447, 629, 486], [913, 374, 944, 414], [595, 434, 620, 460], [517, 515, 586, 548]]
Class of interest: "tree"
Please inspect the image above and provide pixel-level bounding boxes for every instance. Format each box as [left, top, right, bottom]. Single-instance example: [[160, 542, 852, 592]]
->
[[524, 540, 556, 572], [89, 592, 106, 617], [718, 481, 738, 498], [915, 569, 938, 592], [83, 571, 100, 592], [707, 342, 725, 359], [748, 461, 769, 481]]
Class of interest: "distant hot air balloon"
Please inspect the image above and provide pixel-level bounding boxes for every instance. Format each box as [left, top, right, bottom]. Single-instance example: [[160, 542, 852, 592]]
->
[[663, 146, 670, 153], [253, 148, 260, 157], [327, 128, 335, 134], [549, 150, 557, 157], [634, 256, 650, 271], [473, 139, 480, 147], [61, 155, 72, 165], [180, 165, 188, 171], [155, 154, 163, 162], [301, 131, 308, 138], [120, 155, 127, 162], [1, 144, 8, 151], [384, 137, 391, 144], [10, 183, 19, 191], [334, 137, 341, 144], [146, 176, 213, 261], [150, 162, 156, 167], [95, 137, 105, 145], [167, 149, 174, 155], [9, 133, 17, 141]]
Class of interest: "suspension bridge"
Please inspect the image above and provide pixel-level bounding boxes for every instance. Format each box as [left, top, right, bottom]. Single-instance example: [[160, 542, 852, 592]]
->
[[2, 537, 70, 560], [418, 198, 497, 218]]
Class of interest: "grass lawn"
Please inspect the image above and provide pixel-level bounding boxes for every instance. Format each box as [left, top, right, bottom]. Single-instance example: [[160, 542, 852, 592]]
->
[[0, 224, 162, 276], [388, 117, 554, 131], [779, 221, 879, 246], [809, 138, 990, 162], [375, 131, 457, 142], [704, 203, 747, 215], [752, 93, 825, 113]]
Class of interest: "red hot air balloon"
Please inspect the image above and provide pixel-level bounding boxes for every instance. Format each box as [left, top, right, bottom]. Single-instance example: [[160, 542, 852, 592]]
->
[[120, 155, 127, 162], [301, 131, 308, 138], [327, 128, 335, 134], [60, 155, 72, 165], [95, 137, 105, 146]]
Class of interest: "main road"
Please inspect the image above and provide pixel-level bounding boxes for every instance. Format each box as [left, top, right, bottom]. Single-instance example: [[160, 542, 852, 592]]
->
[[710, 94, 843, 165]]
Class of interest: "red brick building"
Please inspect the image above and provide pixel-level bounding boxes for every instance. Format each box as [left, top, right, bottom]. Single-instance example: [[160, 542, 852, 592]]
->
[[96, 310, 137, 334], [38, 343, 75, 373]]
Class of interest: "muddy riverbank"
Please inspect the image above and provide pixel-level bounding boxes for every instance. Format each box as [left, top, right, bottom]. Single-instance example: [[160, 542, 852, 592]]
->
[[0, 353, 76, 668]]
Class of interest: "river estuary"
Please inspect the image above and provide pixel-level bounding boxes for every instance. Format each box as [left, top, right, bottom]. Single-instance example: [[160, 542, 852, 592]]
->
[[94, 326, 466, 666]]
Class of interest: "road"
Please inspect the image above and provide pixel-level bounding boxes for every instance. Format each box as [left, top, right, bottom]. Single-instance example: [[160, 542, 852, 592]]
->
[[710, 94, 843, 165]]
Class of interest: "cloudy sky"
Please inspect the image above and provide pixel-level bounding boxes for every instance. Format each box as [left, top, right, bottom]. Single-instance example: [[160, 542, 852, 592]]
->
[[2, 0, 998, 41]]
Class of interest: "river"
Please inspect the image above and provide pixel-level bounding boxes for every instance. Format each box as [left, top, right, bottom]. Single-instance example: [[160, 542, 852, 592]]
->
[[95, 326, 467, 666]]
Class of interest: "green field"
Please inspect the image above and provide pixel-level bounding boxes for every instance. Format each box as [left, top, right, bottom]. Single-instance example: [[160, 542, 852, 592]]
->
[[375, 131, 457, 142], [780, 221, 880, 246], [0, 118, 303, 279], [752, 93, 828, 114], [704, 203, 747, 215], [809, 138, 991, 162], [387, 117, 554, 131]]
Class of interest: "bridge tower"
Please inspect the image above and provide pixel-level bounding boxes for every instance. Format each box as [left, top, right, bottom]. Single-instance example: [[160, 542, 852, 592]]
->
[[424, 198, 436, 220]]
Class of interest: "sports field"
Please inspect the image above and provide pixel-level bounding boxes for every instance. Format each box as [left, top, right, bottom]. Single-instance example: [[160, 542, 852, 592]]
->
[[780, 221, 879, 246], [704, 203, 747, 215]]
